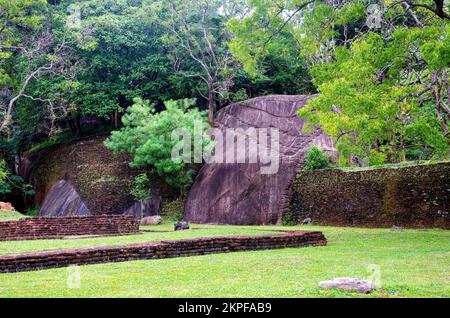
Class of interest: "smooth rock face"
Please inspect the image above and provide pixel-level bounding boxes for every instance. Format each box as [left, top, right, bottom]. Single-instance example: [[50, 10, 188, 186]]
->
[[124, 196, 162, 219], [184, 95, 335, 225], [318, 278, 373, 294], [40, 179, 163, 218], [39, 180, 92, 217], [140, 215, 163, 226]]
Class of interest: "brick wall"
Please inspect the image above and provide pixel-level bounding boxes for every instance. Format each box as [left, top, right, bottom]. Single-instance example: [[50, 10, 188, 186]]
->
[[0, 215, 139, 241], [288, 162, 450, 228], [0, 230, 326, 273]]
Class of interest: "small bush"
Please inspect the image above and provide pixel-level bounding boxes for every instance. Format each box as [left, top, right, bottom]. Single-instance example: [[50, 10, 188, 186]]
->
[[304, 145, 330, 170], [282, 210, 298, 226], [130, 173, 151, 201], [26, 206, 40, 217]]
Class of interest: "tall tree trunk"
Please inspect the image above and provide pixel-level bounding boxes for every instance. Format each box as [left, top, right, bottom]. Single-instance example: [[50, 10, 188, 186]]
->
[[101, 117, 109, 130], [75, 116, 82, 136], [67, 118, 76, 135], [207, 82, 215, 126], [112, 110, 119, 129], [432, 71, 450, 137]]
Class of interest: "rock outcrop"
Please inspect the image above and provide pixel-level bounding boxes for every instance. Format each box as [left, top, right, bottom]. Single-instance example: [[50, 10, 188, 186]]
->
[[184, 95, 335, 225], [0, 202, 16, 212], [40, 180, 91, 217], [123, 196, 162, 219], [20, 136, 177, 218]]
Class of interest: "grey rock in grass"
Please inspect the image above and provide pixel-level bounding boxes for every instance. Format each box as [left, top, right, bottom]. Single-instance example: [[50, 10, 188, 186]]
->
[[302, 217, 312, 225], [318, 277, 373, 294], [141, 215, 163, 226], [174, 221, 190, 231]]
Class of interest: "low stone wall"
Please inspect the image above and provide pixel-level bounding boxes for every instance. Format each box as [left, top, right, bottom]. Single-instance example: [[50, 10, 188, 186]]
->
[[0, 215, 139, 241], [288, 162, 450, 228], [0, 230, 326, 273]]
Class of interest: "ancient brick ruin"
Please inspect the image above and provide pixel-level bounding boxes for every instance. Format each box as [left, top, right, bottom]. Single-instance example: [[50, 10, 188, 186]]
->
[[0, 215, 139, 241], [0, 230, 326, 273], [288, 162, 450, 228]]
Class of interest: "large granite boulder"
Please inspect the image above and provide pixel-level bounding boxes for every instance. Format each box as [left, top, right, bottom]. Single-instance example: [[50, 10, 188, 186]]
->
[[123, 196, 162, 219], [184, 95, 335, 225], [40, 180, 91, 217]]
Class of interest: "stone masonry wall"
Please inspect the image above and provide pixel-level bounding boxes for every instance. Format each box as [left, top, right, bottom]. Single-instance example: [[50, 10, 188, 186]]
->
[[288, 162, 449, 228], [0, 230, 327, 273], [0, 215, 139, 241]]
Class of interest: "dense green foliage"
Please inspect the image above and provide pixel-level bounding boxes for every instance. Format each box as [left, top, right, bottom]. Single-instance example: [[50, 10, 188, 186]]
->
[[1, 0, 314, 138], [304, 145, 331, 170], [67, 0, 187, 120], [0, 160, 10, 195], [0, 0, 47, 88], [130, 173, 151, 201], [231, 0, 450, 166], [0, 159, 33, 200], [104, 97, 210, 193], [0, 0, 448, 203]]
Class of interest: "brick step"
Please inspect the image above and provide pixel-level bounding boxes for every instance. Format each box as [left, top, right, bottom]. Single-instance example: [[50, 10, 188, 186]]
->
[[0, 216, 139, 241], [0, 231, 327, 273]]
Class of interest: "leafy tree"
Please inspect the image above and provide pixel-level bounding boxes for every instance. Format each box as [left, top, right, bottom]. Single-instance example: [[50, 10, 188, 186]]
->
[[228, 0, 315, 95], [0, 0, 47, 86], [230, 0, 450, 165], [0, 0, 78, 135], [298, 1, 450, 165], [65, 0, 182, 127], [130, 172, 151, 201], [105, 97, 211, 194], [7, 0, 196, 137], [0, 159, 10, 195], [159, 0, 240, 124], [304, 145, 331, 170]]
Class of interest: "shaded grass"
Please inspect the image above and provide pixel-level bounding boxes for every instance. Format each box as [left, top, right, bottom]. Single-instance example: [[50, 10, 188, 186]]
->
[[27, 132, 73, 154], [0, 225, 448, 298]]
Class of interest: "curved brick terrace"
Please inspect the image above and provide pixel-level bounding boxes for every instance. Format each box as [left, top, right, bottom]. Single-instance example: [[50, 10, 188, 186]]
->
[[0, 230, 326, 273]]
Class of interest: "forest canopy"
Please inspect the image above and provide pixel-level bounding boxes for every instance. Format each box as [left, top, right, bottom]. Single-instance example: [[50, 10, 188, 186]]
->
[[0, 0, 448, 187], [230, 0, 450, 165]]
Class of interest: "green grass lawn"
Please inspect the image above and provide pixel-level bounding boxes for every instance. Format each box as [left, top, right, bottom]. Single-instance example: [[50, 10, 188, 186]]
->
[[0, 210, 28, 222], [0, 224, 448, 298]]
